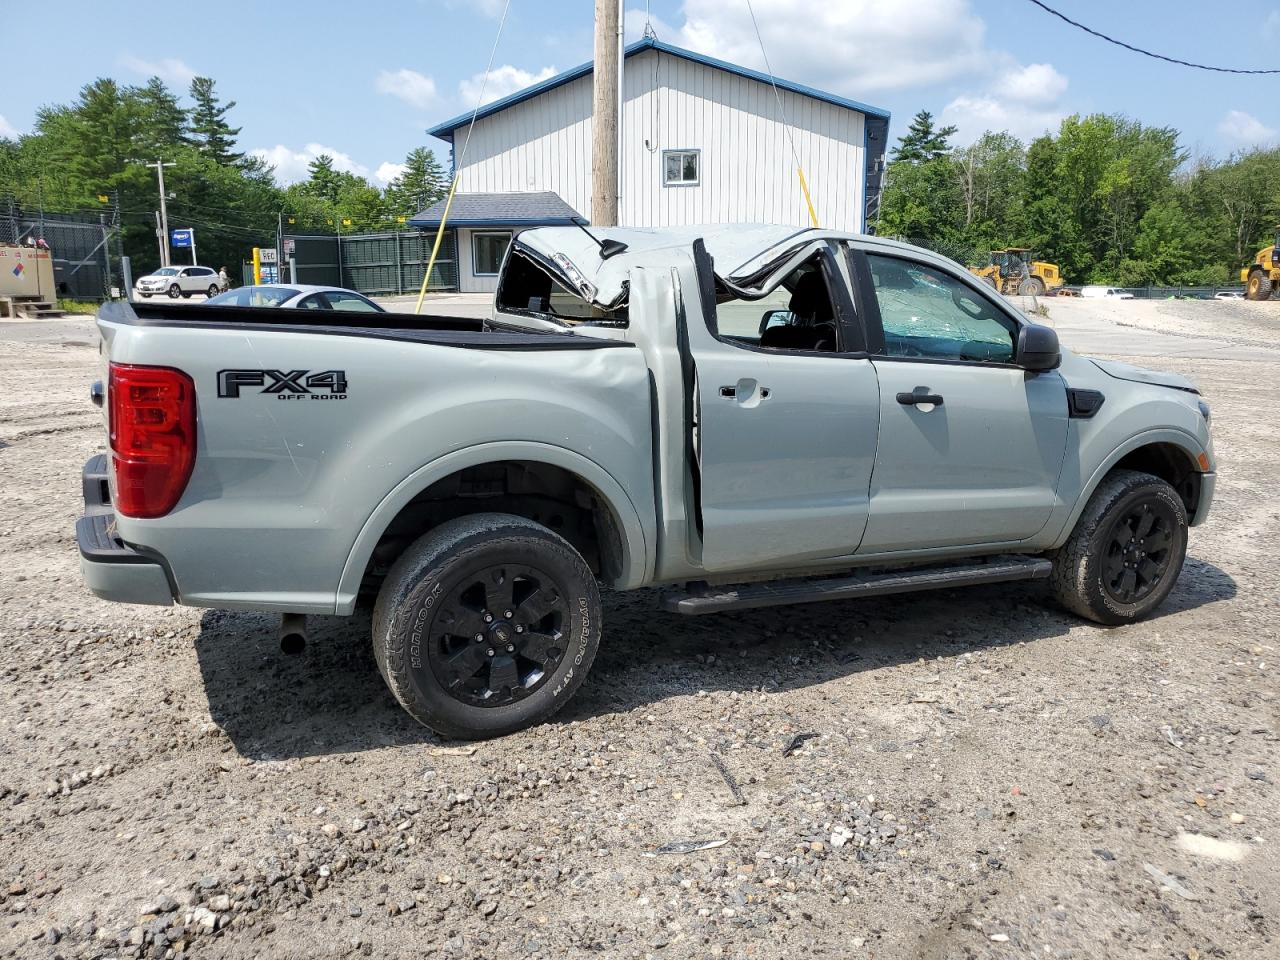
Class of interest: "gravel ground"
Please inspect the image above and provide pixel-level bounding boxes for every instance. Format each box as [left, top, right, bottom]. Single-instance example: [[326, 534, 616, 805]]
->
[[0, 303, 1276, 960]]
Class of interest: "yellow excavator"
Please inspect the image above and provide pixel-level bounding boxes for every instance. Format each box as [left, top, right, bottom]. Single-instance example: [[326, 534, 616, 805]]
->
[[970, 248, 1063, 296], [1241, 229, 1280, 300]]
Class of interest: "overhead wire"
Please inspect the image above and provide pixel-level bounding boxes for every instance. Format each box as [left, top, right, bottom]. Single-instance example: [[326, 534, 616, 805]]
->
[[744, 0, 819, 228], [1023, 0, 1280, 74], [415, 0, 514, 313]]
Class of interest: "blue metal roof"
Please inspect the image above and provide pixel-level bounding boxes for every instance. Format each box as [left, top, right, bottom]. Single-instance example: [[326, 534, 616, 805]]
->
[[427, 37, 890, 142]]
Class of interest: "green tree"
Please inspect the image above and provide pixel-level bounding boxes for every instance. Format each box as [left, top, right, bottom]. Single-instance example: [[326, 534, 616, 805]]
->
[[891, 110, 957, 164], [383, 147, 448, 221], [134, 77, 187, 157], [188, 77, 242, 166], [953, 132, 1026, 250]]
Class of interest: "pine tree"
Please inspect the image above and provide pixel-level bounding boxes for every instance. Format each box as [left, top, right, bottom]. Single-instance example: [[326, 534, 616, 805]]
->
[[891, 110, 958, 164], [384, 147, 448, 219], [134, 77, 187, 157], [187, 77, 242, 166], [304, 155, 342, 204]]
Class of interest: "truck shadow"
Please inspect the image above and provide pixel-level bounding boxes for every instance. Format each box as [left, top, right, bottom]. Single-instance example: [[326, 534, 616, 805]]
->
[[195, 555, 1235, 760]]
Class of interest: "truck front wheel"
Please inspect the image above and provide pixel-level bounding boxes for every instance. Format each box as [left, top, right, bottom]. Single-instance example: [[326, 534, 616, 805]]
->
[[372, 513, 601, 739], [1049, 469, 1188, 625]]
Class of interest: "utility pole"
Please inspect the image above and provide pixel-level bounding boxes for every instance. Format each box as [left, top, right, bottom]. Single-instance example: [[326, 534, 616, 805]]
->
[[591, 0, 621, 226], [154, 212, 165, 266], [141, 159, 175, 266], [112, 191, 126, 297]]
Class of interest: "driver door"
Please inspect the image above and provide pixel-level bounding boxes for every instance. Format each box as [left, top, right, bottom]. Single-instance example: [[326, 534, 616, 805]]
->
[[851, 249, 1069, 553]]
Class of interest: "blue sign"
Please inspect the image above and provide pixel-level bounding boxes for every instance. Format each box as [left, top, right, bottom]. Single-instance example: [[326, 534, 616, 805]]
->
[[171, 228, 194, 248]]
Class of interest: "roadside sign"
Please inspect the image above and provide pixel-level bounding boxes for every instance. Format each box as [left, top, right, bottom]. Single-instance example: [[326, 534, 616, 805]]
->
[[258, 247, 278, 264], [171, 228, 194, 249]]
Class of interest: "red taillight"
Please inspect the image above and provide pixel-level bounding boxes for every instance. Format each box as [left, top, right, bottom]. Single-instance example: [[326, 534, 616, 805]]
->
[[108, 363, 196, 518]]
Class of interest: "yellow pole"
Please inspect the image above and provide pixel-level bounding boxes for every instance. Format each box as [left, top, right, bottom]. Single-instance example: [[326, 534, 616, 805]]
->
[[414, 176, 461, 315], [252, 247, 262, 285], [796, 167, 819, 229]]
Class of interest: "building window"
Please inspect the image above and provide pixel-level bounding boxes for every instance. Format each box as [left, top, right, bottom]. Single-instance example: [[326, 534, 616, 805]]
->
[[471, 231, 512, 276], [663, 149, 700, 186]]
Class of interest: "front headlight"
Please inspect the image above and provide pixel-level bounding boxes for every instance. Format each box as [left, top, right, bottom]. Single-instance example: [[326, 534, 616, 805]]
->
[[1197, 399, 1211, 423]]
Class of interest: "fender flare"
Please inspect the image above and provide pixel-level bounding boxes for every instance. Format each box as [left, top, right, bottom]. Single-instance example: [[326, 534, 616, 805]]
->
[[1046, 427, 1207, 546], [334, 441, 651, 614]]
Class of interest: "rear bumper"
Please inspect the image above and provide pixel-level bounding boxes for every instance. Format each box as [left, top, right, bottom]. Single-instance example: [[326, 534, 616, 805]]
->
[[77, 455, 174, 606]]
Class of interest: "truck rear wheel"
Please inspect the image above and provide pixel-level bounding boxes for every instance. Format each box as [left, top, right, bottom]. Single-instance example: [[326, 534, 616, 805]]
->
[[1019, 276, 1046, 297], [372, 513, 601, 739], [1049, 470, 1188, 625], [1246, 270, 1272, 301]]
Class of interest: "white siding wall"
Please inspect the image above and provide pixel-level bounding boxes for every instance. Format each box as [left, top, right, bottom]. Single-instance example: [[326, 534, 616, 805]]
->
[[453, 49, 867, 233], [456, 228, 511, 293]]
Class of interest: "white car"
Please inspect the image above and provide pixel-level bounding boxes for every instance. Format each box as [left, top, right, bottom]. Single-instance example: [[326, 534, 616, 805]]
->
[[135, 266, 222, 299], [203, 284, 384, 312], [1079, 285, 1135, 300], [1213, 291, 1244, 300]]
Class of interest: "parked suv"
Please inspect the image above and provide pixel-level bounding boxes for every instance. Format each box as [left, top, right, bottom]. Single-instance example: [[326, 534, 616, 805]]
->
[[134, 266, 221, 299]]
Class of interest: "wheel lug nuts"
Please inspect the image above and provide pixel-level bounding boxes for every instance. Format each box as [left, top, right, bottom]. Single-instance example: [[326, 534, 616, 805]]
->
[[487, 648, 495, 657], [504, 609, 513, 619], [506, 644, 515, 653], [474, 633, 484, 642], [483, 613, 493, 623], [515, 625, 524, 633]]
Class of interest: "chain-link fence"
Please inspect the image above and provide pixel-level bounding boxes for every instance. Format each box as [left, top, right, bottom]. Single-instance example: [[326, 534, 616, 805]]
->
[[2, 203, 116, 300]]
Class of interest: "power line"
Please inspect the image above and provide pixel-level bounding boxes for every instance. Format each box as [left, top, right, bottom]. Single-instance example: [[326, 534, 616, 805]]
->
[[1024, 0, 1280, 75]]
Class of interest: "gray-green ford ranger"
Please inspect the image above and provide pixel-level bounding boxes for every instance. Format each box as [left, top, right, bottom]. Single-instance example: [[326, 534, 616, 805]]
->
[[78, 225, 1215, 738]]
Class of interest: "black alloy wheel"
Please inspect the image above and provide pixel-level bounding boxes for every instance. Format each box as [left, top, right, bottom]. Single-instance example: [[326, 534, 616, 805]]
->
[[372, 512, 602, 739], [1101, 498, 1177, 604], [1049, 469, 1188, 625], [425, 562, 570, 708]]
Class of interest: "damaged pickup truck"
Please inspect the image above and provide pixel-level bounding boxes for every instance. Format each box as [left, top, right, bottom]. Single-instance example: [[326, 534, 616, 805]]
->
[[79, 225, 1214, 738]]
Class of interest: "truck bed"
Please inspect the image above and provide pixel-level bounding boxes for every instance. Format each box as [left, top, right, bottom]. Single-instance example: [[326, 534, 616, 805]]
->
[[115, 301, 630, 351]]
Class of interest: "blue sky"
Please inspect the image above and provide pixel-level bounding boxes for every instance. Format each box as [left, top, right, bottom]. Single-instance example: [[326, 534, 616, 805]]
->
[[3, 0, 1278, 185]]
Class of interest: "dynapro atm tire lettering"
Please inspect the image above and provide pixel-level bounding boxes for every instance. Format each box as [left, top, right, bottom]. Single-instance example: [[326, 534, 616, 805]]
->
[[217, 369, 348, 400]]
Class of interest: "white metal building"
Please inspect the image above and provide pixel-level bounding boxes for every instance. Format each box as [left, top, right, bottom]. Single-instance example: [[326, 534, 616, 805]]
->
[[412, 37, 889, 292]]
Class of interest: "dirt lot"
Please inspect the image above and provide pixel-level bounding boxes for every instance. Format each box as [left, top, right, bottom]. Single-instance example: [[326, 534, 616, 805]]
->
[[0, 300, 1276, 960]]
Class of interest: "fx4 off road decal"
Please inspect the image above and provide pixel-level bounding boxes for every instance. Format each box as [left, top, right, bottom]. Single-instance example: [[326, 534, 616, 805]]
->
[[217, 369, 348, 400]]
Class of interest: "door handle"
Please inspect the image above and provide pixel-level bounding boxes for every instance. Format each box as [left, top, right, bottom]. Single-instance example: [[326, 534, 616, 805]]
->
[[720, 381, 771, 402], [897, 387, 944, 406]]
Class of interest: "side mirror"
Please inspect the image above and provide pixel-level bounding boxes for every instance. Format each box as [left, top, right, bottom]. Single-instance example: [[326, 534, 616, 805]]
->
[[1016, 323, 1060, 371], [759, 309, 793, 334]]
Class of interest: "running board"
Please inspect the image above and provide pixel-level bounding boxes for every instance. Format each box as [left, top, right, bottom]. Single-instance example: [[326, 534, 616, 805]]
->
[[660, 556, 1053, 616]]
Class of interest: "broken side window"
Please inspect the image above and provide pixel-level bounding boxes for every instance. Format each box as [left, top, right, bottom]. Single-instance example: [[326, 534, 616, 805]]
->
[[496, 248, 628, 326]]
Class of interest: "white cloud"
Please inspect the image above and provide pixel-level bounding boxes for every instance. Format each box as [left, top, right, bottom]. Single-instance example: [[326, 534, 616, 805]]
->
[[374, 161, 408, 186], [995, 63, 1067, 105], [375, 68, 439, 110], [1218, 109, 1278, 148], [0, 114, 18, 139], [459, 64, 558, 107], [119, 54, 197, 86], [671, 0, 989, 94], [249, 143, 370, 185], [941, 94, 1065, 145]]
